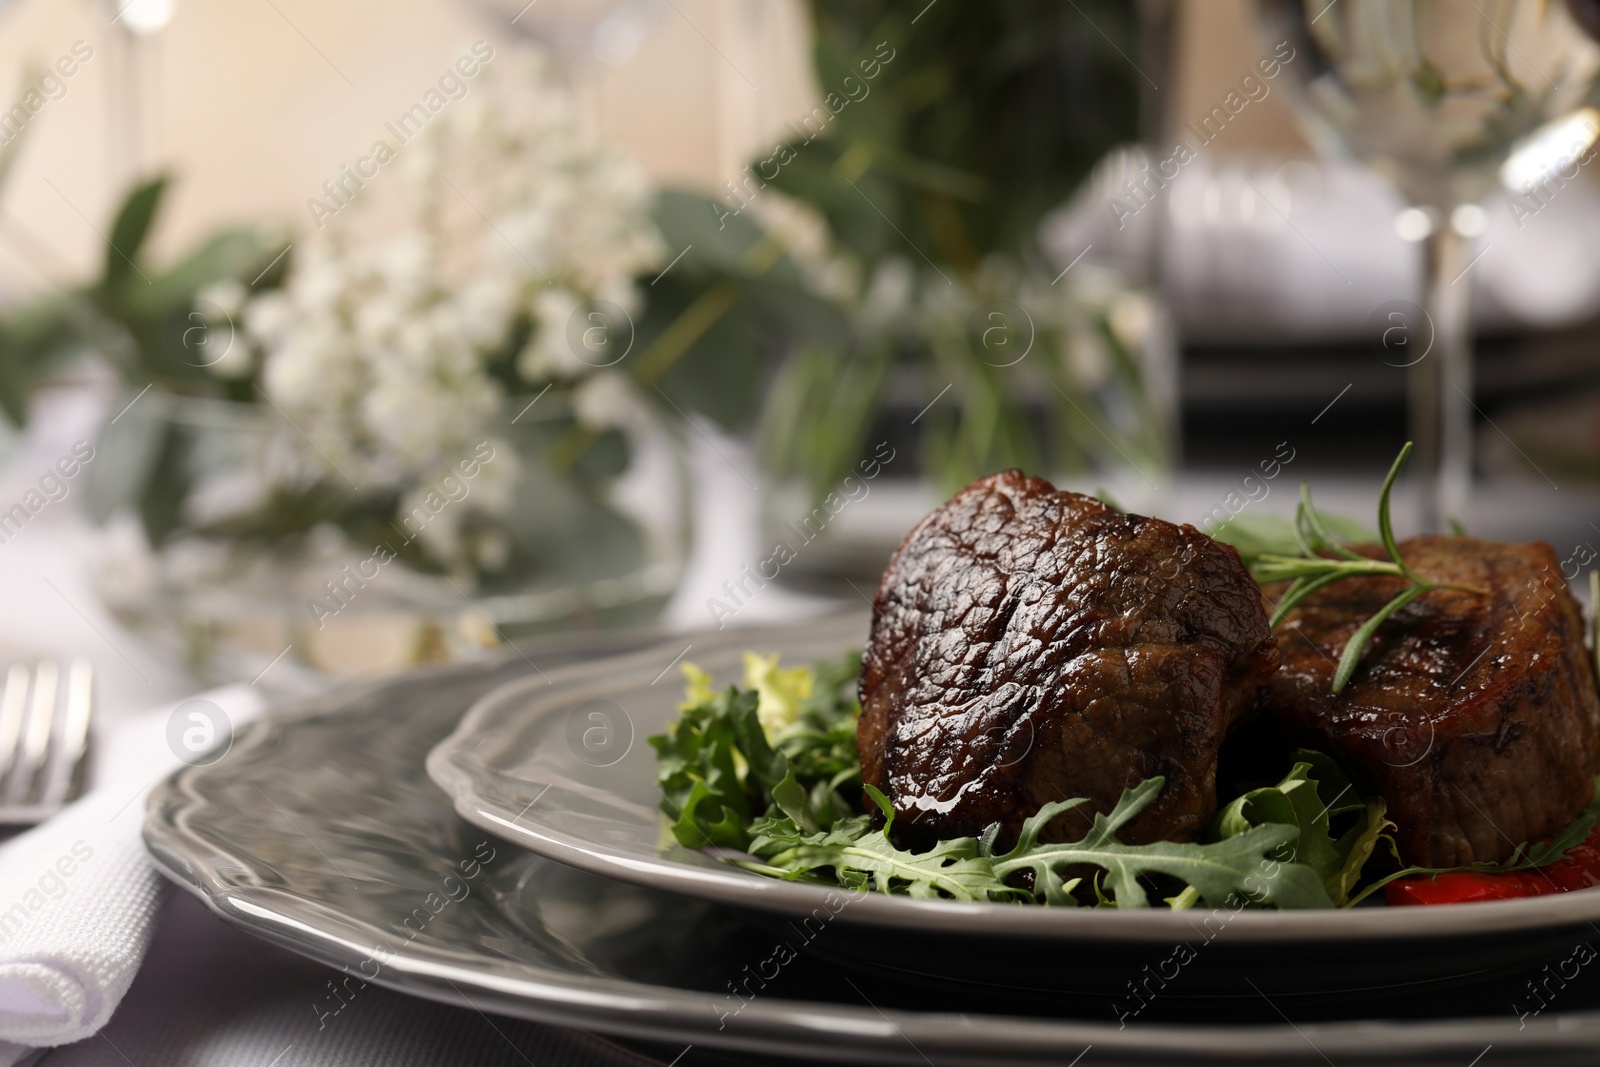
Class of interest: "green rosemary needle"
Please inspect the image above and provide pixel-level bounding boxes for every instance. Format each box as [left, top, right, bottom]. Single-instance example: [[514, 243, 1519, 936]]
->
[[1251, 442, 1478, 694], [1590, 570, 1599, 686]]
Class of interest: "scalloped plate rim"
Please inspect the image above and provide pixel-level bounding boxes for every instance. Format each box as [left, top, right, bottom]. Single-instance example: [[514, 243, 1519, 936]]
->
[[426, 614, 1600, 944]]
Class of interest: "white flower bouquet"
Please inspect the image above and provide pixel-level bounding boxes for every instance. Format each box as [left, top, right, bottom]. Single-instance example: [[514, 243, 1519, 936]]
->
[[0, 48, 835, 679]]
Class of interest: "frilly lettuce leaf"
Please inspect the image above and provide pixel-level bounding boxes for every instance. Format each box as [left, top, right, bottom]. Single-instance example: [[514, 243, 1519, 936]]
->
[[741, 651, 813, 736], [678, 662, 715, 710]]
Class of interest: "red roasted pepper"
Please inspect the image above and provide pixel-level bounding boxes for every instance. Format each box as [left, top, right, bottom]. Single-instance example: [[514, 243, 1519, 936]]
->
[[1386, 826, 1600, 906]]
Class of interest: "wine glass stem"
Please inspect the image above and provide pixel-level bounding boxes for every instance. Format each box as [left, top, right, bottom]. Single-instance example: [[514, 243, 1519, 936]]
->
[[1412, 220, 1473, 533]]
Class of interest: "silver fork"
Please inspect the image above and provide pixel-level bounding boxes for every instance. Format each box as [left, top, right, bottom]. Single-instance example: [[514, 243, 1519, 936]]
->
[[0, 660, 93, 823]]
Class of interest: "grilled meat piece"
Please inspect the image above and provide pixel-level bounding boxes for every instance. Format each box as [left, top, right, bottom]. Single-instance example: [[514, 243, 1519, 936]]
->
[[858, 470, 1279, 848], [1260, 536, 1600, 868]]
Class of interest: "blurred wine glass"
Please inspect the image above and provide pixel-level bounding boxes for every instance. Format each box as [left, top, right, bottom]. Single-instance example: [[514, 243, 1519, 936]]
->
[[459, 0, 663, 137], [1256, 0, 1600, 530], [462, 0, 664, 72], [91, 0, 177, 188]]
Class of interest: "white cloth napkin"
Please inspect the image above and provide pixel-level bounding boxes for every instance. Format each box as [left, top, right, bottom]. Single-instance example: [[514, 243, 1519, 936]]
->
[[0, 685, 265, 1065]]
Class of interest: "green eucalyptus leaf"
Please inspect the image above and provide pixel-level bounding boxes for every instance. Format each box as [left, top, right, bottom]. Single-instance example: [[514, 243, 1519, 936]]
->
[[130, 229, 281, 321], [0, 344, 29, 428], [82, 391, 168, 524], [651, 188, 801, 283], [137, 419, 195, 547], [103, 176, 169, 292]]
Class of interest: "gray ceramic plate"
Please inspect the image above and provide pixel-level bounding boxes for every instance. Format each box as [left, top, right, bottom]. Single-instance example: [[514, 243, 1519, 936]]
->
[[147, 626, 1600, 1064], [426, 614, 1600, 952]]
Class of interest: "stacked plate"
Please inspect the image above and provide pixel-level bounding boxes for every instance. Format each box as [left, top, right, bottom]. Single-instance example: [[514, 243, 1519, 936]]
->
[[145, 615, 1600, 1065]]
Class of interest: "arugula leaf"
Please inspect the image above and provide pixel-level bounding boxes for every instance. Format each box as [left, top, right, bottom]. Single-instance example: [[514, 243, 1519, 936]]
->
[[656, 655, 1359, 909], [1335, 800, 1394, 903], [750, 774, 1336, 909], [798, 650, 862, 724], [988, 778, 1332, 909], [1211, 765, 1338, 889], [771, 710, 859, 828], [747, 789, 1021, 901], [1208, 753, 1388, 906], [775, 651, 862, 795]]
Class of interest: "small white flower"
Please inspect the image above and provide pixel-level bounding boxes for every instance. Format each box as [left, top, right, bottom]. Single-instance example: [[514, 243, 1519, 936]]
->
[[243, 48, 663, 574], [198, 279, 247, 319], [472, 528, 511, 572], [206, 335, 253, 380], [519, 288, 586, 379], [456, 276, 516, 348], [572, 371, 638, 431], [863, 258, 914, 327], [243, 292, 293, 344], [1109, 292, 1154, 352], [1066, 325, 1110, 388]]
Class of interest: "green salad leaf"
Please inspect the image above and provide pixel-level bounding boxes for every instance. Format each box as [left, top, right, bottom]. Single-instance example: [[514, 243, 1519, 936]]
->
[[649, 652, 864, 849], [649, 685, 765, 850], [651, 653, 1600, 909], [744, 776, 1332, 908], [984, 777, 1330, 909], [747, 786, 1019, 901], [1206, 751, 1390, 907], [656, 655, 1350, 907]]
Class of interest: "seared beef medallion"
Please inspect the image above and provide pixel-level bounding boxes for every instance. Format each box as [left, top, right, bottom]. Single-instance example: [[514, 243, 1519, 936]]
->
[[1260, 536, 1600, 868], [858, 470, 1279, 848]]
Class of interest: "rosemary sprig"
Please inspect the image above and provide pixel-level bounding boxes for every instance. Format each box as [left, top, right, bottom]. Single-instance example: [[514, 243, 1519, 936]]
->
[[1591, 570, 1599, 687], [1251, 442, 1477, 694]]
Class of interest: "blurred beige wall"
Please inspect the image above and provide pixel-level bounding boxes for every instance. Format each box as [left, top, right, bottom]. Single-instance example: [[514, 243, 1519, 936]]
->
[[1172, 0, 1310, 156], [0, 0, 1313, 300], [0, 0, 815, 297]]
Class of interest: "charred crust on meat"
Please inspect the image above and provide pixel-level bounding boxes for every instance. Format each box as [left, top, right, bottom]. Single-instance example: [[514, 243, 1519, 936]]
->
[[857, 470, 1279, 850], [1258, 536, 1600, 867]]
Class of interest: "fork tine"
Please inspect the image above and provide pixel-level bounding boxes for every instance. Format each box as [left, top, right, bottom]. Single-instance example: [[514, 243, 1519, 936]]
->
[[0, 665, 28, 787], [40, 660, 92, 807], [5, 661, 57, 806]]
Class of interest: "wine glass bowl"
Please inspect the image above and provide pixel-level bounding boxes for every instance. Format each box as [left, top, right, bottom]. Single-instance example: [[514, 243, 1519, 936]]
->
[[1255, 0, 1600, 530], [1261, 0, 1600, 208]]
